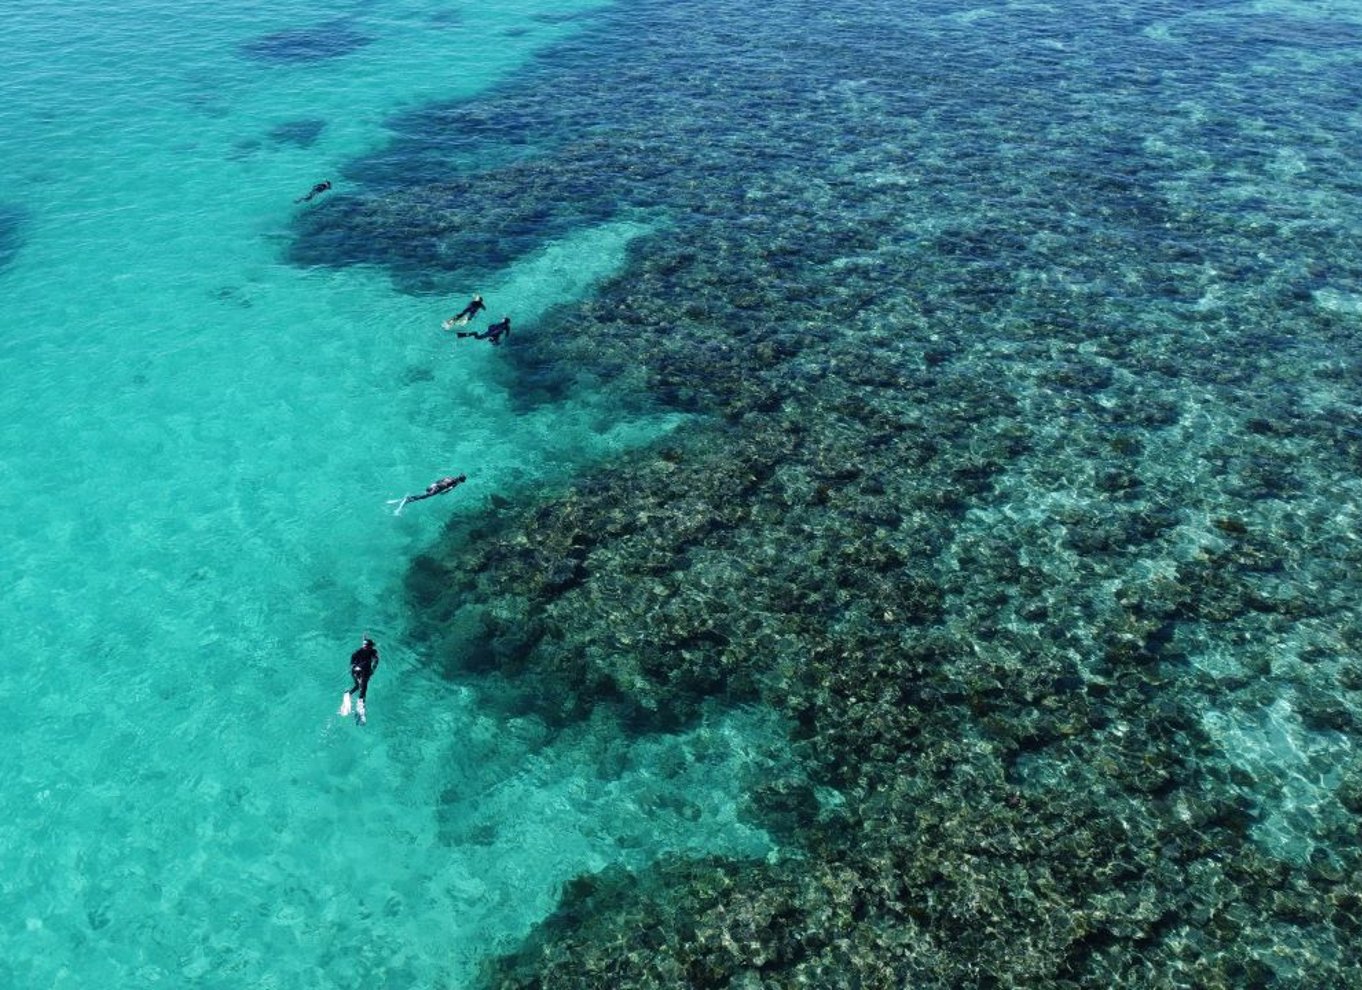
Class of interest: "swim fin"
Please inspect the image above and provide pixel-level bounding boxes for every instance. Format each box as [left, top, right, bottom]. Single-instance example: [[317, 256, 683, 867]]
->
[[356, 699, 367, 725], [339, 693, 352, 717]]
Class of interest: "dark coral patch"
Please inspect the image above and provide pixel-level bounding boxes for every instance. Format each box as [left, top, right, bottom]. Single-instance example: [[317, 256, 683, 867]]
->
[[529, 10, 598, 24], [267, 118, 327, 149], [239, 20, 371, 64], [295, 0, 1362, 984], [1175, 13, 1362, 52], [427, 6, 463, 27], [0, 203, 25, 274], [227, 138, 262, 161]]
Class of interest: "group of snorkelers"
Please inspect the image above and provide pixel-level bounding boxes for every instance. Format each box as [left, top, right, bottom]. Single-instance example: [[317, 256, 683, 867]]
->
[[444, 294, 512, 345], [296, 184, 514, 346], [295, 183, 519, 721], [379, 294, 510, 519]]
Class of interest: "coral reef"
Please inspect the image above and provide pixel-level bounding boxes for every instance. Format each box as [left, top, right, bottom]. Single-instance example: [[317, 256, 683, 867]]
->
[[419, 311, 1362, 985], [238, 20, 371, 65], [266, 118, 326, 149], [291, 0, 1362, 984]]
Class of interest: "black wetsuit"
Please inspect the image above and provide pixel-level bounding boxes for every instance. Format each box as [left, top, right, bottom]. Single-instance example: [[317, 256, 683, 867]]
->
[[462, 317, 511, 345], [296, 180, 331, 203], [349, 643, 379, 700], [452, 297, 486, 323], [404, 475, 466, 503]]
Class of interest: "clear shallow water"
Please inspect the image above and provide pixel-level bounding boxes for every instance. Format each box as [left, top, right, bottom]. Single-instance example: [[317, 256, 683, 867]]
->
[[0, 2, 787, 986], [8, 0, 1362, 984]]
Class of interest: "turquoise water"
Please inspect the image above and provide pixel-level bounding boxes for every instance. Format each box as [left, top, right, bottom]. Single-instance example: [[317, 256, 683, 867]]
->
[[0, 2, 788, 986], [9, 0, 1362, 984]]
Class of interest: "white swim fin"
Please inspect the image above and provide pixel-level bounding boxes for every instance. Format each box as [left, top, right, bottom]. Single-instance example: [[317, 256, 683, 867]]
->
[[339, 693, 352, 717], [356, 699, 367, 725]]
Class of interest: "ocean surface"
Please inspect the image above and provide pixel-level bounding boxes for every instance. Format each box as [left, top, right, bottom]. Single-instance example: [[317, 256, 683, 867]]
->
[[3, 0, 1362, 986], [0, 2, 782, 986]]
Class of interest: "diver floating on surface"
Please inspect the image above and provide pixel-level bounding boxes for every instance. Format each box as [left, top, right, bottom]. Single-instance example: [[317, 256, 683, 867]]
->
[[295, 179, 331, 203], [387, 473, 467, 516], [457, 316, 511, 346], [443, 294, 486, 330]]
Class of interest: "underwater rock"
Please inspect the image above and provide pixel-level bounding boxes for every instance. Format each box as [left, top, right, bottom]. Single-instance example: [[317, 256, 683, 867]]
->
[[239, 20, 371, 64], [1295, 684, 1359, 735], [1336, 759, 1362, 815], [1337, 661, 1362, 693], [227, 138, 264, 161], [311, 0, 1362, 983], [0, 202, 25, 273], [1177, 12, 1362, 52], [267, 117, 326, 148], [400, 365, 436, 386]]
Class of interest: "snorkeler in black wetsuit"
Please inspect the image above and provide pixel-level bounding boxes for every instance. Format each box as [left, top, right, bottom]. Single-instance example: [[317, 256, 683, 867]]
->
[[295, 180, 331, 203], [339, 636, 379, 720], [457, 316, 511, 346], [388, 473, 467, 515], [443, 295, 486, 329]]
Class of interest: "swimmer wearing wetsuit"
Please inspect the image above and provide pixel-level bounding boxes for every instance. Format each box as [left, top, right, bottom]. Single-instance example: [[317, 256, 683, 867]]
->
[[443, 295, 486, 329], [339, 636, 379, 720], [390, 473, 467, 515], [295, 180, 331, 203], [457, 316, 511, 345], [349, 637, 379, 701]]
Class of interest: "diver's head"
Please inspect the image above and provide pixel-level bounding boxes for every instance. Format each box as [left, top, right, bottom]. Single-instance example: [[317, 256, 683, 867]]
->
[[362, 637, 375, 648]]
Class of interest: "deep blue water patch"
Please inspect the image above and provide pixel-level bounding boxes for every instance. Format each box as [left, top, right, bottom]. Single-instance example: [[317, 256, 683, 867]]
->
[[0, 203, 25, 275], [239, 19, 372, 64], [267, 118, 327, 149], [228, 137, 263, 161], [529, 10, 601, 24], [1172, 13, 1362, 53], [427, 6, 463, 27]]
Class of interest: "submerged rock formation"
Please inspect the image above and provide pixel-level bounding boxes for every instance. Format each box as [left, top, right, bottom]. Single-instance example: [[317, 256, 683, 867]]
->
[[410, 260, 1362, 985], [291, 0, 1362, 983]]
